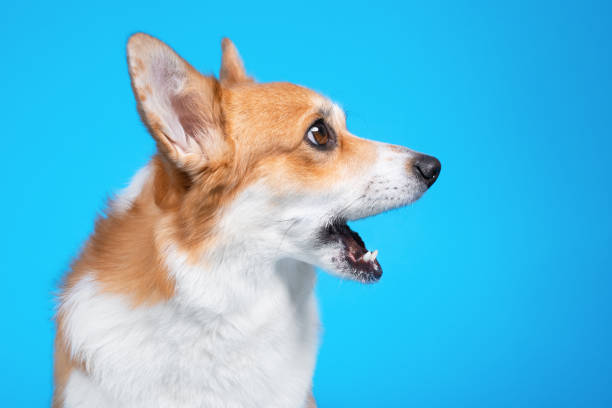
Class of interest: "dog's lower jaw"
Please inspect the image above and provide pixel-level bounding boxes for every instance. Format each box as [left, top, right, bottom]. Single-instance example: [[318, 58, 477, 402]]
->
[[59, 252, 320, 408]]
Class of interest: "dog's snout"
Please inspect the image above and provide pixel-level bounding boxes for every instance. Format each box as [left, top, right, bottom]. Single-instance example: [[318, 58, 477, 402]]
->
[[412, 155, 441, 187]]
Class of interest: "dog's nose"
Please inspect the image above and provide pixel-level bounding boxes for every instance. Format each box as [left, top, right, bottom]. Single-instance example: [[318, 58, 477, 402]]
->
[[413, 155, 441, 187]]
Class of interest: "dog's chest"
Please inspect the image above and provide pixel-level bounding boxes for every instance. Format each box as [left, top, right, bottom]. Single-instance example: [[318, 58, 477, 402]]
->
[[62, 263, 319, 408]]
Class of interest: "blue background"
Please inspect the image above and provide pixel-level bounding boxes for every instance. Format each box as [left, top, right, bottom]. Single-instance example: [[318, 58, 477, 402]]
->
[[2, 1, 611, 406]]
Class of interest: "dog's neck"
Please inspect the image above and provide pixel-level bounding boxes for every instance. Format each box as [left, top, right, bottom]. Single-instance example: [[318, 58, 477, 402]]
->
[[102, 159, 315, 315], [169, 212, 317, 312]]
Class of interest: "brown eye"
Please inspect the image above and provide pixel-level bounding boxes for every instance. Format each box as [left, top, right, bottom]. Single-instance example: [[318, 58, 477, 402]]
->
[[306, 120, 330, 147]]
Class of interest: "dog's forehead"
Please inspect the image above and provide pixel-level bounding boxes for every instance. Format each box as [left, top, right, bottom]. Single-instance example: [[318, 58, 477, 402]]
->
[[226, 82, 345, 126]]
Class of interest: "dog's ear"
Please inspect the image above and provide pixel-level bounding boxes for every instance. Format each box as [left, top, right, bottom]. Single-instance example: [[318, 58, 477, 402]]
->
[[220, 38, 251, 85], [127, 33, 228, 174]]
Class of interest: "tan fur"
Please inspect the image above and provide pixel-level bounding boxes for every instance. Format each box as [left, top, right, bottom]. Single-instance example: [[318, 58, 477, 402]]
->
[[306, 392, 318, 408], [52, 323, 71, 408], [221, 82, 377, 190], [52, 313, 85, 408], [66, 156, 176, 305]]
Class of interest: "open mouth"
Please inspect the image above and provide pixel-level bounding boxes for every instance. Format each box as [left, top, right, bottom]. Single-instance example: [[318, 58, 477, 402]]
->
[[320, 220, 382, 283]]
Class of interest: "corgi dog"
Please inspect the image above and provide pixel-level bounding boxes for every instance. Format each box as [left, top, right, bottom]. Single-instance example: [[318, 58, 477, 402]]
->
[[53, 33, 441, 408]]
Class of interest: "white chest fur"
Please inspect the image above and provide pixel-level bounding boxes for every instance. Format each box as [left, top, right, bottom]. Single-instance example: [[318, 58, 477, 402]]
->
[[60, 257, 320, 408]]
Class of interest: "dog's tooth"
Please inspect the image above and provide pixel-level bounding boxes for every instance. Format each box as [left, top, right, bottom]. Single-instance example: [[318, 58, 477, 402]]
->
[[371, 250, 378, 262]]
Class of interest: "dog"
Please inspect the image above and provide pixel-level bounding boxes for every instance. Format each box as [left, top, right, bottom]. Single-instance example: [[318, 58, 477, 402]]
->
[[53, 33, 441, 408]]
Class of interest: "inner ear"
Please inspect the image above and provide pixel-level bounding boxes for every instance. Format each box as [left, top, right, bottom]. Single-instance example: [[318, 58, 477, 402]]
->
[[220, 38, 252, 85], [169, 85, 220, 155], [171, 92, 202, 146]]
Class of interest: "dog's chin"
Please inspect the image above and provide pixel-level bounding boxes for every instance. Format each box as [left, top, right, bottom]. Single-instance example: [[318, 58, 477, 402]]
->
[[317, 220, 382, 283]]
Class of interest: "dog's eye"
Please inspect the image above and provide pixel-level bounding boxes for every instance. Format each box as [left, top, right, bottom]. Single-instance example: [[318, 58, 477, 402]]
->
[[306, 120, 330, 147]]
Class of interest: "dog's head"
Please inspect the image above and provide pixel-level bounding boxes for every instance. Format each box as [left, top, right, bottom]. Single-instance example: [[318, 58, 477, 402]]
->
[[127, 34, 440, 283]]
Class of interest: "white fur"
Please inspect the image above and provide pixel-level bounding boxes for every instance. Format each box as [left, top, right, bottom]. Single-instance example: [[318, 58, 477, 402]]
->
[[63, 370, 116, 408], [61, 262, 319, 408]]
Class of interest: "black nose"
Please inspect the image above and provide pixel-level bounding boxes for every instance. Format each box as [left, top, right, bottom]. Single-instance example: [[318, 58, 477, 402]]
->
[[413, 155, 441, 187]]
